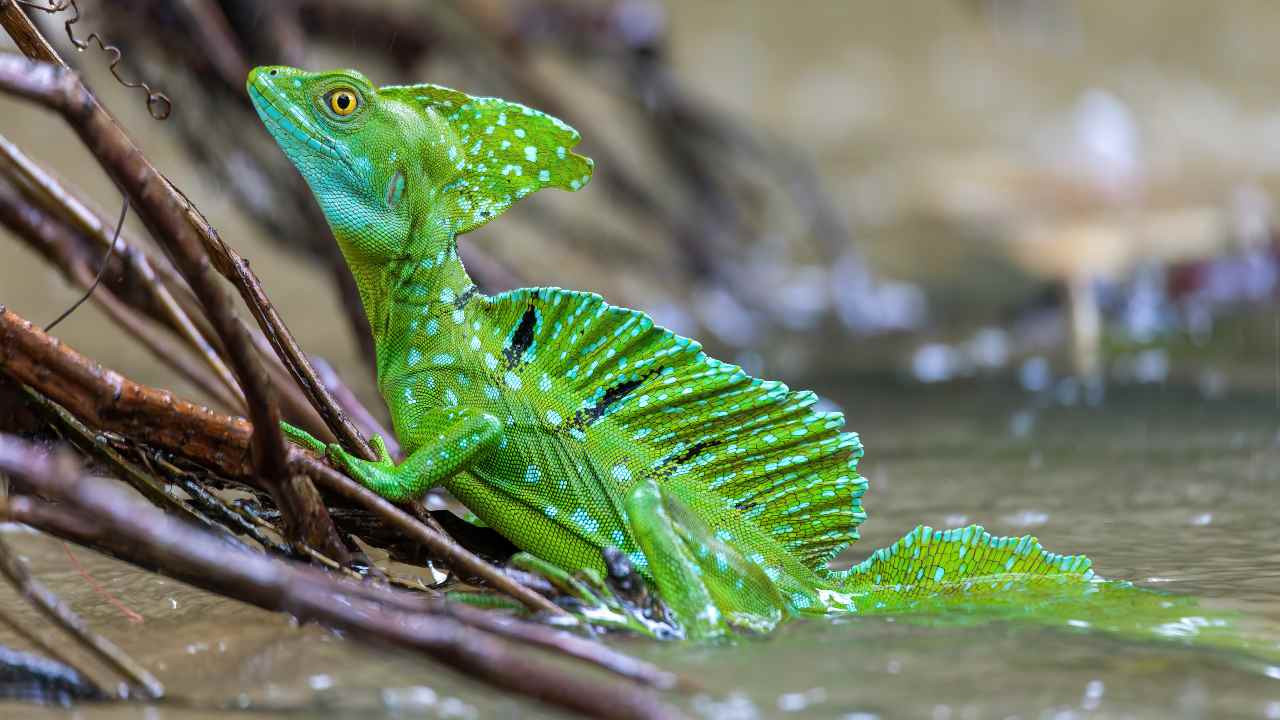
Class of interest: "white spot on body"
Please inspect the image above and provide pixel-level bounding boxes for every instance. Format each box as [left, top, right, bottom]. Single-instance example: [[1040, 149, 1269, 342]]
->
[[569, 508, 599, 534]]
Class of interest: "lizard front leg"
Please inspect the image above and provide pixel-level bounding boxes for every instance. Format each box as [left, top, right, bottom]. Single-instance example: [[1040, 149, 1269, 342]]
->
[[282, 408, 501, 502]]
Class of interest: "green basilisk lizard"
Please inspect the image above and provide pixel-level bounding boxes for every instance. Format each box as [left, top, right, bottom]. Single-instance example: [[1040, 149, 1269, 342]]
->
[[247, 65, 1100, 639]]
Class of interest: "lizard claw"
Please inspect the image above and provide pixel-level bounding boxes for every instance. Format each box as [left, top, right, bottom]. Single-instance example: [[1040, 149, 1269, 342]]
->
[[324, 435, 397, 479], [368, 434, 395, 464]]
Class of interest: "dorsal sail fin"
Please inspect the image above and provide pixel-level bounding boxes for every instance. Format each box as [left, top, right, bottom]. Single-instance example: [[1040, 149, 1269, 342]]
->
[[483, 287, 867, 572]]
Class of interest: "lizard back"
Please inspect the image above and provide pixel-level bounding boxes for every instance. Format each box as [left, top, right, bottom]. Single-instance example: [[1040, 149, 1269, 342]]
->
[[384, 284, 867, 579]]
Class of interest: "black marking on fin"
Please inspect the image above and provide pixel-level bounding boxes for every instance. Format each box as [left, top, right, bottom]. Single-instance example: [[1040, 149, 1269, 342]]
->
[[503, 296, 539, 368], [662, 438, 718, 470], [454, 284, 479, 309], [568, 366, 663, 429]]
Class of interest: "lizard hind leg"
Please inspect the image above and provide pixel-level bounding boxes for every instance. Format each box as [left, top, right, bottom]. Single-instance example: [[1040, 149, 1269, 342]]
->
[[625, 478, 788, 639]]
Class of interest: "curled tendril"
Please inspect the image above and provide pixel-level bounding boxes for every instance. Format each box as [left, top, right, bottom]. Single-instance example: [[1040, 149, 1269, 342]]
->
[[17, 0, 172, 119]]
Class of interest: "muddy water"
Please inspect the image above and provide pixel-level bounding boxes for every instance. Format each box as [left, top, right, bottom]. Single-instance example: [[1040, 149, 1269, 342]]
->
[[2, 0, 1280, 718]]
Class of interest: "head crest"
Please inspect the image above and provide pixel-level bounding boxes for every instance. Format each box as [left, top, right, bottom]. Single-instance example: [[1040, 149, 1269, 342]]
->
[[381, 83, 594, 234]]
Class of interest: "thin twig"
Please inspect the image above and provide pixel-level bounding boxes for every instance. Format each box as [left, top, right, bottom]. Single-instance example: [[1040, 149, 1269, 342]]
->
[[0, 304, 562, 614], [0, 171, 244, 411], [43, 191, 123, 332], [0, 437, 685, 719], [0, 45, 345, 560], [0, 534, 163, 698], [0, 132, 245, 409], [0, 130, 347, 430]]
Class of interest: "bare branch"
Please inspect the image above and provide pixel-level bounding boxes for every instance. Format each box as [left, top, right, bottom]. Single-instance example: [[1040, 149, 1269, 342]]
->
[[0, 534, 163, 699], [0, 304, 562, 615], [0, 44, 345, 558], [0, 436, 685, 719]]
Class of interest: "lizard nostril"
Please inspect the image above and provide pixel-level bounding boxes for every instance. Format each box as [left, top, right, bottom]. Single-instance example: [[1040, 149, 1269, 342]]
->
[[269, 69, 278, 76]]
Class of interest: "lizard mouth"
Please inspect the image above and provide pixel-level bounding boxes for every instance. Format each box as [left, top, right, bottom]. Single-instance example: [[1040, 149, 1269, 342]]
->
[[247, 75, 345, 168]]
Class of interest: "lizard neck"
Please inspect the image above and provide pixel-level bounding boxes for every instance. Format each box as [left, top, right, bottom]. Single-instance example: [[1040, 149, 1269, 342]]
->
[[344, 227, 478, 391]]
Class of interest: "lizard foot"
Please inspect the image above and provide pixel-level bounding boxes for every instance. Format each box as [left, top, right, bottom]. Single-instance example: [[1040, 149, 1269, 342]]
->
[[507, 551, 680, 639]]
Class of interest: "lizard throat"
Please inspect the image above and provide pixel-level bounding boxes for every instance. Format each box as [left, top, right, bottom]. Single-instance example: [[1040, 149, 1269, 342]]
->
[[247, 82, 350, 173]]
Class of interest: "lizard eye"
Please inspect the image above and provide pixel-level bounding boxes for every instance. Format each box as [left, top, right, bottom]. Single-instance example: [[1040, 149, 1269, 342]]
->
[[326, 88, 360, 117]]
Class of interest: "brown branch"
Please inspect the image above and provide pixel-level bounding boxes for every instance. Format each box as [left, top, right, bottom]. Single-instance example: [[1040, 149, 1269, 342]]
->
[[0, 172, 243, 412], [0, 132, 245, 408], [0, 304, 561, 615], [1, 5, 376, 461], [20, 382, 216, 530], [293, 454, 563, 616], [0, 305, 256, 480], [181, 205, 378, 462], [0, 129, 352, 444], [0, 437, 684, 719], [0, 0, 62, 62], [0, 42, 343, 558], [0, 534, 163, 699]]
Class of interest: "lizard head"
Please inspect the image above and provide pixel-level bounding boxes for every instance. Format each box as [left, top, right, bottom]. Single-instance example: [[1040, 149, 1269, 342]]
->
[[248, 65, 593, 265]]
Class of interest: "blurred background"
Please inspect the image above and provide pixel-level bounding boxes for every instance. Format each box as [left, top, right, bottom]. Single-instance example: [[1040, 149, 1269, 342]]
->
[[2, 0, 1278, 412]]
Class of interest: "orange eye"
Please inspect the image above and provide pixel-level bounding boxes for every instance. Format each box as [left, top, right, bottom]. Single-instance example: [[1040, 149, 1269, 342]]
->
[[327, 88, 358, 116]]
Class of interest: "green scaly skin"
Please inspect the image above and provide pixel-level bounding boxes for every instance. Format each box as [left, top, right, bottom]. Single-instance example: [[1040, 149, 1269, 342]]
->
[[246, 66, 1273, 653]]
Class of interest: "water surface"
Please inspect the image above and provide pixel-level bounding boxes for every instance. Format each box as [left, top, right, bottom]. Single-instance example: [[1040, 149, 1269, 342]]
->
[[3, 381, 1277, 719]]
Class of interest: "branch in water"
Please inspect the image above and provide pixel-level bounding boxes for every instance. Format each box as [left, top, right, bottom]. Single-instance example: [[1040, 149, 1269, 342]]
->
[[0, 435, 684, 718], [0, 533, 162, 699]]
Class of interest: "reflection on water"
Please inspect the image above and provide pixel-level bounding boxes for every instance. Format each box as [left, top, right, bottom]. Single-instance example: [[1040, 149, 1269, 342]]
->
[[1, 382, 1277, 718]]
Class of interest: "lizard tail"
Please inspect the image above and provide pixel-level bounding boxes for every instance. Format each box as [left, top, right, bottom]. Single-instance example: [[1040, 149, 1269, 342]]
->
[[826, 526, 1280, 666], [829, 524, 1094, 610]]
